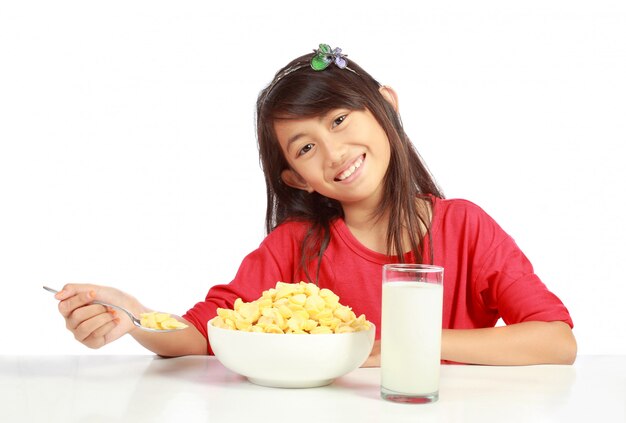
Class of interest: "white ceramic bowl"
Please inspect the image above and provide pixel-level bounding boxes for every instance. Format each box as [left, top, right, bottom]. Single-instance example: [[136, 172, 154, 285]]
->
[[207, 321, 376, 388]]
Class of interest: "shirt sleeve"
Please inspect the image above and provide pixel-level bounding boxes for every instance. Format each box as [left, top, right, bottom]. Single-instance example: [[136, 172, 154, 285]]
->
[[471, 209, 574, 328]]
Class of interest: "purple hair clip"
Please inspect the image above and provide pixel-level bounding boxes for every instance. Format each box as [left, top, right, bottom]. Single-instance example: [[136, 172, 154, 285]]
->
[[310, 44, 349, 71]]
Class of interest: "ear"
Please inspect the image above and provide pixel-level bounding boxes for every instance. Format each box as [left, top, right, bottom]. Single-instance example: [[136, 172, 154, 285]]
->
[[379, 85, 399, 112], [281, 169, 314, 193]]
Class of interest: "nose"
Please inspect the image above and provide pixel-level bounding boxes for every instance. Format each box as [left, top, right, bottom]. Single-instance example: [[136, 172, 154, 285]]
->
[[319, 137, 347, 168]]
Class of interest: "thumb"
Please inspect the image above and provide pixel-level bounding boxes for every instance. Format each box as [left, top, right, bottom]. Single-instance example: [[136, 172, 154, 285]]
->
[[54, 283, 98, 301]]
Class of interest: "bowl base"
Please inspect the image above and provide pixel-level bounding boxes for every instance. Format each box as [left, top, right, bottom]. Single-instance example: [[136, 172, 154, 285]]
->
[[247, 377, 334, 389]]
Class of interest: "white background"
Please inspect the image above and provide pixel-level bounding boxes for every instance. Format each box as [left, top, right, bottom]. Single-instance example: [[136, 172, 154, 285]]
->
[[1, 1, 624, 355]]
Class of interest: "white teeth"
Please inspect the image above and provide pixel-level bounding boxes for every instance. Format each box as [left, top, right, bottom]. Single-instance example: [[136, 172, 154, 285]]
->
[[337, 155, 364, 181]]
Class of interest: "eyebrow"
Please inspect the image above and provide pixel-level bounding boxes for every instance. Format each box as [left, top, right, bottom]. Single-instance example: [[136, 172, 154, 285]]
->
[[286, 133, 307, 148]]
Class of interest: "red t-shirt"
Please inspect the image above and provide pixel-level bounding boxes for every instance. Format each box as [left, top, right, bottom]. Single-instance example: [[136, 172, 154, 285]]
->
[[183, 197, 573, 353]]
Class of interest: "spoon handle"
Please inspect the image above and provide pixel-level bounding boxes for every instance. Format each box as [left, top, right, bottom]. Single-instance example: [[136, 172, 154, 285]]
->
[[42, 285, 184, 332]]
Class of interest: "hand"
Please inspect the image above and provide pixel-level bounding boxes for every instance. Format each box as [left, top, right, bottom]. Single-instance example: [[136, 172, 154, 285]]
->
[[361, 340, 380, 367], [55, 283, 141, 349]]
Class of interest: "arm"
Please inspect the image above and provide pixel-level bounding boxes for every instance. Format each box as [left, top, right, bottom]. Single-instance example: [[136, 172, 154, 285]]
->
[[56, 284, 207, 356], [56, 225, 303, 354], [129, 321, 207, 357], [362, 321, 576, 367], [446, 203, 576, 365], [441, 321, 577, 365]]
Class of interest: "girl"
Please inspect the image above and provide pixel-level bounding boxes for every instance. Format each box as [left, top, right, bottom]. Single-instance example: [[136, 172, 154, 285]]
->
[[55, 44, 576, 365]]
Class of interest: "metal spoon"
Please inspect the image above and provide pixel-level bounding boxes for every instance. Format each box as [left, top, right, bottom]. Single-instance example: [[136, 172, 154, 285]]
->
[[43, 286, 187, 333]]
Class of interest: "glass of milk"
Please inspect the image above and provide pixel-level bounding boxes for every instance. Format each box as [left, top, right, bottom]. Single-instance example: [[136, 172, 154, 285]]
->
[[381, 264, 444, 403]]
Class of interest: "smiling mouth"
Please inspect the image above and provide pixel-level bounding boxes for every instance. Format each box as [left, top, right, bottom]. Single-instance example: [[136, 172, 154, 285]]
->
[[335, 154, 365, 181]]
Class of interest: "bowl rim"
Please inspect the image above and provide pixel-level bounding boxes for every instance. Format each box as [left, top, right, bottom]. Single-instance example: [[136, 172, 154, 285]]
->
[[207, 320, 375, 337]]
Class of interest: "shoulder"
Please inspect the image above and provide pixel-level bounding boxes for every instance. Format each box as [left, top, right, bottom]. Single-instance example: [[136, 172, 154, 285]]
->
[[433, 197, 496, 225], [262, 219, 311, 246], [234, 220, 312, 274], [431, 196, 509, 245]]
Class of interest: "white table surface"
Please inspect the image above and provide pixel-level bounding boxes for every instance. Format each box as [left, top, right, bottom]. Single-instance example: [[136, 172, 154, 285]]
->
[[1, 355, 624, 423]]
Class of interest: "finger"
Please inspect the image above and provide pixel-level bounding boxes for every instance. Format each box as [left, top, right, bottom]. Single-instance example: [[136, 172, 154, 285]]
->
[[58, 290, 97, 318], [82, 319, 120, 349], [73, 310, 117, 343], [55, 283, 97, 301], [65, 303, 111, 331]]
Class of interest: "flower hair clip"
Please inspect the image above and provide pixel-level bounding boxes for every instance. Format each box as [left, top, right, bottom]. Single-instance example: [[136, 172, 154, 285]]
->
[[261, 43, 359, 101], [310, 44, 356, 74]]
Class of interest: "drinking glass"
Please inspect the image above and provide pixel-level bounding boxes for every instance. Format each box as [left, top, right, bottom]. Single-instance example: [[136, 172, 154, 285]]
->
[[381, 264, 444, 403]]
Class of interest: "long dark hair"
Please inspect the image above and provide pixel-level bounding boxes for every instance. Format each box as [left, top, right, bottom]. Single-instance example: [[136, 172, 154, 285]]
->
[[256, 50, 444, 282]]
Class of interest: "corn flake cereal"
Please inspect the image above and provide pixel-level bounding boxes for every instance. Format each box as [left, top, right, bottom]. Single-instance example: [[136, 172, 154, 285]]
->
[[140, 312, 188, 330], [209, 281, 372, 334]]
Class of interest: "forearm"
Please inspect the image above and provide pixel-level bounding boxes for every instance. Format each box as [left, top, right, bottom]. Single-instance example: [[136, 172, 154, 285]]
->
[[118, 294, 208, 357], [129, 318, 208, 357], [441, 321, 577, 365]]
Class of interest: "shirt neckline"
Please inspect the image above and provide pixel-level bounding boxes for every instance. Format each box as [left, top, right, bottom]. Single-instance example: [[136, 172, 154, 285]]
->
[[331, 195, 441, 264]]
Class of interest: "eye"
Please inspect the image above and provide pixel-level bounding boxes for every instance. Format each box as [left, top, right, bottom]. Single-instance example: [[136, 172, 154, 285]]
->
[[332, 114, 347, 128], [298, 143, 314, 157]]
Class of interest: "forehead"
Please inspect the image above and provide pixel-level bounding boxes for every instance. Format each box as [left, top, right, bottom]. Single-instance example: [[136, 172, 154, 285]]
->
[[273, 114, 323, 130]]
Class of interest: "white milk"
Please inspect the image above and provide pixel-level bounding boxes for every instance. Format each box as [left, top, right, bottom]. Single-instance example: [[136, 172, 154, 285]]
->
[[381, 281, 443, 395]]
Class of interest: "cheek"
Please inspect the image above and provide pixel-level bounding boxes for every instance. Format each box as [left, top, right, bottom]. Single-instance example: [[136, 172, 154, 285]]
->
[[290, 160, 322, 184], [303, 166, 327, 184], [375, 132, 392, 164]]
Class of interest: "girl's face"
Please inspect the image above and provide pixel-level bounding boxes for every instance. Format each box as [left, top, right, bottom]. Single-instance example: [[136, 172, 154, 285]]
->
[[274, 108, 391, 207]]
